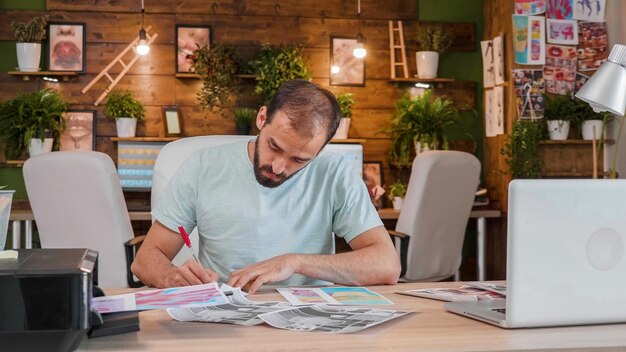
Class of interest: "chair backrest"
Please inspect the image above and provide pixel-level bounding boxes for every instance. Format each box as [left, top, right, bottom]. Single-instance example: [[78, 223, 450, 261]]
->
[[396, 150, 481, 282], [23, 151, 134, 288], [151, 135, 254, 265]]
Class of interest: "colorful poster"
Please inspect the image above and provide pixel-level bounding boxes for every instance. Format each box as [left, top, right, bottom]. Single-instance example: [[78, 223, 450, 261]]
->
[[514, 0, 546, 15], [513, 15, 545, 65], [277, 287, 392, 306], [577, 21, 609, 71], [546, 0, 573, 19], [481, 40, 494, 88], [573, 0, 605, 22], [574, 72, 590, 93], [544, 44, 577, 95], [513, 69, 545, 119], [493, 36, 505, 85], [547, 19, 578, 45]]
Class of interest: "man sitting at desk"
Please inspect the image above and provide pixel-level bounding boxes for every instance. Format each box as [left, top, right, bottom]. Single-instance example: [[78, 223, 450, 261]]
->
[[132, 80, 401, 293]]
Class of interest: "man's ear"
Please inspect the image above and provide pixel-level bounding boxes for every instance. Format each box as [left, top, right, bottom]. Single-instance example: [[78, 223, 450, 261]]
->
[[256, 106, 268, 130]]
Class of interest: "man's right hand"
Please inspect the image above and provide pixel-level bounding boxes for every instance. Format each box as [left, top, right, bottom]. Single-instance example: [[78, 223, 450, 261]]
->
[[163, 259, 219, 287]]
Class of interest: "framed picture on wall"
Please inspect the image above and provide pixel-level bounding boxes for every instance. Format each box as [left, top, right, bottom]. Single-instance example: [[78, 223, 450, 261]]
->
[[176, 25, 211, 73], [363, 161, 385, 208], [330, 36, 365, 86], [59, 110, 96, 151], [48, 22, 86, 72], [162, 106, 183, 136]]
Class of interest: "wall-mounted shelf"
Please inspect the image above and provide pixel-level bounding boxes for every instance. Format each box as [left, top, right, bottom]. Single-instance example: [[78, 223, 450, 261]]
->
[[539, 139, 614, 145], [389, 77, 455, 88], [175, 73, 256, 79], [8, 71, 78, 82], [111, 137, 180, 142], [542, 171, 611, 178], [0, 160, 26, 168]]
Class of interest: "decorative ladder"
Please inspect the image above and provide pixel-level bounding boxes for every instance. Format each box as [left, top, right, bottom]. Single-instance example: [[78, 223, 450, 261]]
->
[[81, 26, 158, 106], [388, 21, 409, 79]]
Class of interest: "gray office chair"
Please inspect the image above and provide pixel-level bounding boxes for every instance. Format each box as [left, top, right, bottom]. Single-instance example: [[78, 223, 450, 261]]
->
[[389, 150, 481, 282], [23, 151, 143, 288]]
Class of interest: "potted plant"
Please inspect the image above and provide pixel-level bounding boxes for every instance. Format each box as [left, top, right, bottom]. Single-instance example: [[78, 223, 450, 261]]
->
[[11, 15, 48, 72], [104, 89, 146, 137], [388, 180, 408, 210], [414, 25, 452, 79], [192, 44, 240, 114], [333, 93, 355, 139], [573, 98, 607, 140], [388, 90, 457, 167], [544, 94, 575, 140], [233, 107, 257, 135], [500, 120, 543, 179], [249, 44, 311, 105], [0, 88, 68, 159]]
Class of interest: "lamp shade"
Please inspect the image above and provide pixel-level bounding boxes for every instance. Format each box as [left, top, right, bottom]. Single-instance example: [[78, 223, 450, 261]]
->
[[575, 44, 626, 116]]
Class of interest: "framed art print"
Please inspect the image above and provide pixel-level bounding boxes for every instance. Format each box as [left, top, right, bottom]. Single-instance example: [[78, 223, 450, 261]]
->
[[330, 36, 365, 86], [162, 106, 183, 136], [48, 22, 86, 72], [176, 25, 211, 73], [59, 110, 96, 151], [363, 161, 385, 208]]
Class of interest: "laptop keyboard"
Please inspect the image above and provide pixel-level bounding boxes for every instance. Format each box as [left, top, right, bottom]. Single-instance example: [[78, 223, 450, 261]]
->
[[492, 308, 506, 314]]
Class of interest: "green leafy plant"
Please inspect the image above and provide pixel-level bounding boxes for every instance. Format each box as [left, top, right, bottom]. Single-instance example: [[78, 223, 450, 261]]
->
[[415, 25, 453, 54], [336, 93, 355, 118], [233, 107, 257, 134], [544, 94, 576, 121], [249, 44, 311, 105], [388, 90, 458, 167], [192, 44, 240, 113], [104, 89, 146, 121], [500, 120, 543, 179], [0, 88, 68, 159], [388, 181, 408, 200], [11, 15, 48, 43]]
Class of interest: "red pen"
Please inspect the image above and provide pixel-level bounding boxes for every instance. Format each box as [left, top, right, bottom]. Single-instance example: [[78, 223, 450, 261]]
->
[[178, 226, 201, 264]]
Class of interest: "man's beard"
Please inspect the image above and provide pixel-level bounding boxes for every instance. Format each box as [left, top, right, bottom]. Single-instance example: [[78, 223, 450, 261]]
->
[[253, 138, 301, 188]]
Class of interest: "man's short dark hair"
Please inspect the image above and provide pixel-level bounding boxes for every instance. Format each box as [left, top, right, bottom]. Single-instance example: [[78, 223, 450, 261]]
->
[[266, 80, 342, 143]]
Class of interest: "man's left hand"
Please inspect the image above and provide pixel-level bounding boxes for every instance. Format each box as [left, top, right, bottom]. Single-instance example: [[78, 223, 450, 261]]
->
[[227, 254, 300, 294]]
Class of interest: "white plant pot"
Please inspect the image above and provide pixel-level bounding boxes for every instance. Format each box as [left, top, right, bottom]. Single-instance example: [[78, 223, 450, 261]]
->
[[547, 120, 570, 140], [29, 138, 53, 157], [16, 43, 41, 72], [116, 118, 138, 137], [414, 141, 433, 155], [416, 51, 439, 79], [392, 197, 404, 210], [333, 118, 351, 139], [582, 120, 604, 140]]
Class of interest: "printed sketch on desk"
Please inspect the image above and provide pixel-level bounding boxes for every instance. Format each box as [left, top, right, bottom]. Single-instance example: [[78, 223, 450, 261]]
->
[[277, 287, 392, 306], [397, 285, 505, 302], [259, 305, 410, 334], [168, 289, 292, 326], [92, 282, 228, 313]]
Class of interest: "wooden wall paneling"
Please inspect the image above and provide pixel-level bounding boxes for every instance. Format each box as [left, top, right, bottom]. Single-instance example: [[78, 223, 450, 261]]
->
[[47, 0, 419, 21]]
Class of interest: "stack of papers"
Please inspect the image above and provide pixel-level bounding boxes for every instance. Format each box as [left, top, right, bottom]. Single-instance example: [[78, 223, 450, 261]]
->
[[397, 282, 506, 302]]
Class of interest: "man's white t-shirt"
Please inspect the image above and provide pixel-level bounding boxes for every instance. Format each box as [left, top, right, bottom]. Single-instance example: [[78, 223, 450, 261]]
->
[[152, 140, 382, 285]]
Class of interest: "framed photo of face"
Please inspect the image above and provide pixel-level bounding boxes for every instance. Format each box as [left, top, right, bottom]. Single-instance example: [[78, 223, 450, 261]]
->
[[162, 106, 184, 136], [176, 25, 211, 73], [59, 110, 96, 151], [363, 161, 385, 208], [330, 36, 365, 86], [48, 22, 86, 72]]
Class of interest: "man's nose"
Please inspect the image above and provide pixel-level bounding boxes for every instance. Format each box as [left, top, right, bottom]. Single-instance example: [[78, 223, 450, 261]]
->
[[271, 158, 286, 175]]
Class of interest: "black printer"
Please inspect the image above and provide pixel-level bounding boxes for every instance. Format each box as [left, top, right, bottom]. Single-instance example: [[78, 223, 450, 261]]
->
[[0, 248, 98, 352]]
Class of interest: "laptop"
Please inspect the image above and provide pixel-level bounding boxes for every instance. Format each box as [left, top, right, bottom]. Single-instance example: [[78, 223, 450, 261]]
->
[[445, 179, 626, 328]]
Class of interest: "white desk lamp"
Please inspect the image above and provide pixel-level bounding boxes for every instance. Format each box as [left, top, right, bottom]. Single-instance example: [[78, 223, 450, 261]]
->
[[575, 44, 626, 116]]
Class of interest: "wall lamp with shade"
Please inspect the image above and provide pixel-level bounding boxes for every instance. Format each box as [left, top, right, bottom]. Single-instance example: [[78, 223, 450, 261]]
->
[[136, 0, 150, 55], [353, 0, 366, 59], [575, 44, 626, 178]]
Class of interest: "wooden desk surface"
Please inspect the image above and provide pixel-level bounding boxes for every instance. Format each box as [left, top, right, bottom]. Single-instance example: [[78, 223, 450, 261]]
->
[[79, 282, 626, 351]]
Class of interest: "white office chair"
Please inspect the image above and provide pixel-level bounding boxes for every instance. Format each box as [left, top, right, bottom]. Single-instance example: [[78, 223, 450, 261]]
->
[[151, 135, 254, 265], [390, 150, 481, 282], [23, 151, 142, 288]]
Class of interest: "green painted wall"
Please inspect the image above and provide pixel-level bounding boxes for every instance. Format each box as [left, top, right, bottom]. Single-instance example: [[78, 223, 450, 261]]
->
[[0, 0, 45, 10], [419, 0, 484, 164]]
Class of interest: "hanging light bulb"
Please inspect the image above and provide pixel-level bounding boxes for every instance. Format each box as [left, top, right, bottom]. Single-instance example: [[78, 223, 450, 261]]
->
[[136, 0, 150, 55], [353, 33, 366, 59], [353, 0, 366, 59]]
